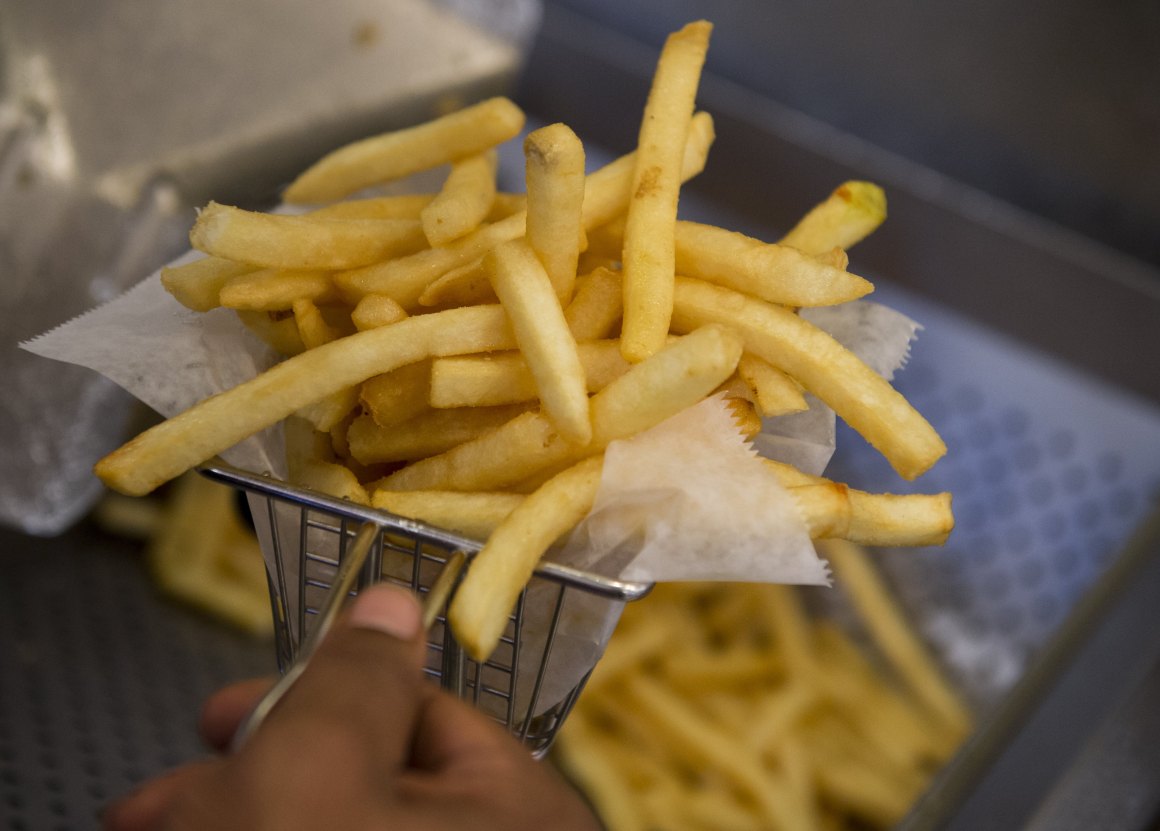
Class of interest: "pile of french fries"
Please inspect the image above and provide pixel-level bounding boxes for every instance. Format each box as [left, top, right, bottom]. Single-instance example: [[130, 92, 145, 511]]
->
[[555, 539, 973, 831], [94, 20, 952, 662]]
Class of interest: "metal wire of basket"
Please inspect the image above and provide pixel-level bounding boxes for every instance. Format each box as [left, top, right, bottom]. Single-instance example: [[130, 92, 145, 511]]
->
[[199, 461, 652, 757]]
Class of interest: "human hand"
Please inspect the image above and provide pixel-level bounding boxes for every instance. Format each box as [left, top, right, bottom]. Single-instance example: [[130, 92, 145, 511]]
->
[[103, 584, 602, 831]]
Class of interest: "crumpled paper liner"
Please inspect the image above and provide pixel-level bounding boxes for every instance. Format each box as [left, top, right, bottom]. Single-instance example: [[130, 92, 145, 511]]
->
[[22, 260, 920, 716]]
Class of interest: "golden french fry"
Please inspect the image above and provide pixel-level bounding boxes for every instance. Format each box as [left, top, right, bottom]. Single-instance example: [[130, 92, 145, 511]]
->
[[779, 181, 887, 256], [429, 340, 631, 409], [335, 212, 524, 309], [786, 481, 852, 540], [589, 323, 741, 446], [147, 473, 273, 637], [350, 294, 408, 331], [371, 490, 523, 540], [672, 277, 946, 480], [417, 258, 493, 307], [283, 97, 526, 203], [487, 191, 527, 220], [449, 455, 605, 660], [307, 193, 435, 220], [348, 404, 532, 465], [820, 538, 972, 741], [292, 298, 362, 431], [291, 299, 344, 348], [724, 397, 762, 440], [582, 215, 626, 265], [161, 256, 253, 312], [620, 21, 712, 362], [359, 360, 432, 428], [845, 490, 954, 547], [736, 352, 807, 416], [234, 310, 305, 357], [421, 149, 498, 246], [762, 458, 954, 546], [284, 416, 369, 504], [191, 203, 425, 270], [218, 269, 337, 312], [94, 305, 516, 496], [334, 111, 714, 311], [379, 324, 741, 492], [485, 239, 591, 444], [621, 674, 809, 830], [565, 266, 623, 341], [674, 220, 874, 306], [524, 123, 586, 302]]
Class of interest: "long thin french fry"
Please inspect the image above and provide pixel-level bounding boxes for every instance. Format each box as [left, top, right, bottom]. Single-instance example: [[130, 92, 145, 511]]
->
[[449, 455, 605, 660], [620, 21, 712, 362], [284, 97, 525, 203], [95, 305, 516, 496], [673, 277, 946, 480], [524, 123, 586, 302]]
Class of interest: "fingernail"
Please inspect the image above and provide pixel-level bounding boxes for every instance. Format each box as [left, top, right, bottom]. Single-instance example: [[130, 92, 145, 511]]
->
[[347, 584, 422, 641]]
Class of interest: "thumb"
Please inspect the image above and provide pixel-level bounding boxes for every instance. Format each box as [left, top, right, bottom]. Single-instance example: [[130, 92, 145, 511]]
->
[[249, 583, 429, 773]]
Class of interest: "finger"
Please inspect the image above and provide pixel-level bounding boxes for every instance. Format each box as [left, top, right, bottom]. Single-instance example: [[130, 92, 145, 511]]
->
[[409, 688, 525, 772], [247, 583, 429, 774], [199, 677, 277, 751], [101, 761, 219, 831]]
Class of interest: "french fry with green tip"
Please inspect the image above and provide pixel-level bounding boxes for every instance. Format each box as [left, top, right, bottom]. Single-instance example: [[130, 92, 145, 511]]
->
[[779, 180, 887, 256]]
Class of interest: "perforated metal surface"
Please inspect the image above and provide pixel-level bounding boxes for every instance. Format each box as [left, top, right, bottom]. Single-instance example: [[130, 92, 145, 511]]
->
[[821, 280, 1160, 708], [0, 524, 274, 831]]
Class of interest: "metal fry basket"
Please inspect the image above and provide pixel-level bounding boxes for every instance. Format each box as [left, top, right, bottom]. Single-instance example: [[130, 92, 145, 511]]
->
[[198, 461, 652, 757]]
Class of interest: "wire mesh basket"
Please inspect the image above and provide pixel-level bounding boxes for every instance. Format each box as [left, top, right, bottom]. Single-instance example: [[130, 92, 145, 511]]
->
[[199, 461, 652, 757]]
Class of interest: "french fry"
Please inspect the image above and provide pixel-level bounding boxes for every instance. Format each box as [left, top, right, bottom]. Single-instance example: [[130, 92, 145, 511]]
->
[[293, 298, 361, 433], [234, 310, 305, 357], [737, 352, 808, 417], [378, 324, 741, 493], [672, 277, 946, 480], [359, 360, 432, 428], [779, 181, 887, 256], [219, 269, 337, 312], [371, 490, 522, 541], [190, 203, 426, 270], [620, 21, 712, 362], [429, 340, 631, 409], [449, 455, 605, 660], [291, 299, 345, 348], [820, 538, 972, 741], [334, 112, 713, 311], [95, 305, 516, 496], [335, 212, 525, 309], [485, 239, 592, 444], [350, 293, 408, 331], [307, 193, 434, 220], [418, 258, 495, 307], [421, 149, 498, 246], [283, 96, 526, 203], [565, 266, 623, 341], [284, 416, 369, 504], [725, 396, 763, 440], [763, 458, 954, 547], [524, 123, 586, 302], [161, 256, 253, 312], [674, 220, 874, 307], [348, 403, 532, 465]]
